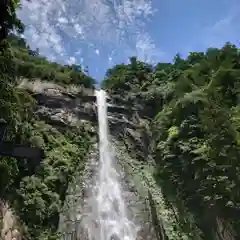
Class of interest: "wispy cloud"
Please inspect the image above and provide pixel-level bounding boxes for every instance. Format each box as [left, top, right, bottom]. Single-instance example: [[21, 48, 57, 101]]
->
[[17, 0, 159, 68], [203, 10, 240, 48], [95, 49, 100, 55], [135, 32, 165, 63], [180, 2, 240, 56], [193, 4, 239, 52], [66, 56, 77, 65]]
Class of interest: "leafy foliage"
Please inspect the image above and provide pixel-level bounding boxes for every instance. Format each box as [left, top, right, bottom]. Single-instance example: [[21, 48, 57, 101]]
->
[[102, 43, 240, 238], [0, 41, 93, 237], [8, 34, 95, 88], [13, 122, 92, 238], [0, 0, 24, 42], [0, 35, 36, 198], [1, 1, 240, 238], [0, 4, 94, 238]]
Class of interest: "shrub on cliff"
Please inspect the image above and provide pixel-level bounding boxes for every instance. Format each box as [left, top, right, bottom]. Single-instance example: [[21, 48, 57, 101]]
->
[[102, 43, 240, 238], [8, 34, 96, 88], [0, 41, 93, 238], [0, 4, 94, 238], [13, 122, 92, 238]]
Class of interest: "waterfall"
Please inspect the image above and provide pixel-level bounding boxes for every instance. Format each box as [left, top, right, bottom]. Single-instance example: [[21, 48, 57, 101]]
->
[[83, 89, 137, 240]]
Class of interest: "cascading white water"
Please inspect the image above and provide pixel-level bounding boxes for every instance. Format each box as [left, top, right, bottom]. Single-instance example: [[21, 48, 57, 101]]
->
[[85, 89, 137, 240]]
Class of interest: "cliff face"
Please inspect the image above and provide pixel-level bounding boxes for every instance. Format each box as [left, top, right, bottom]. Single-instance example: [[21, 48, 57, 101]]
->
[[18, 79, 97, 127], [14, 78, 236, 240], [10, 81, 234, 240], [16, 79, 184, 239], [0, 202, 21, 240], [16, 79, 235, 240]]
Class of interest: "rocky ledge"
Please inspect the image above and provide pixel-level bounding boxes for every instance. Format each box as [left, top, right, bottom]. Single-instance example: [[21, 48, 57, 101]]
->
[[17, 79, 143, 133], [0, 201, 21, 240]]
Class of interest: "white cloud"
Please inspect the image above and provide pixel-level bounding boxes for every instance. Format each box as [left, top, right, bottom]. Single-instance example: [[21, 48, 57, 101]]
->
[[95, 49, 100, 55], [135, 32, 164, 63], [67, 56, 77, 65], [74, 23, 83, 35], [17, 0, 159, 69], [58, 17, 68, 24]]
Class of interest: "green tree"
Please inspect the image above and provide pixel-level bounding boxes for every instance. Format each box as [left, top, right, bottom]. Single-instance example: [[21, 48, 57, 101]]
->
[[0, 0, 24, 42], [102, 43, 240, 238]]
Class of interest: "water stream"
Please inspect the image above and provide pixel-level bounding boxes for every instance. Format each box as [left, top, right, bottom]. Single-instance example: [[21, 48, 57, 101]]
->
[[83, 89, 136, 240]]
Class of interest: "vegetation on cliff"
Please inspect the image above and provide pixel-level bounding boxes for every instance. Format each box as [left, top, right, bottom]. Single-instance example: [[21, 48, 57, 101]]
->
[[102, 47, 240, 238], [1, 1, 240, 239], [0, 2, 94, 239], [0, 0, 24, 45], [9, 34, 96, 88], [1, 1, 95, 88]]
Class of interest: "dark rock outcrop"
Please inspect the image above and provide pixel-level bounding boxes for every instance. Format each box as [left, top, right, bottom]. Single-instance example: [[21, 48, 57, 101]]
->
[[18, 79, 139, 131]]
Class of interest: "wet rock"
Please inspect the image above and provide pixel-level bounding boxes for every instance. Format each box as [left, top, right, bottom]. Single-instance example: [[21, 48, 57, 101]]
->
[[110, 234, 120, 240]]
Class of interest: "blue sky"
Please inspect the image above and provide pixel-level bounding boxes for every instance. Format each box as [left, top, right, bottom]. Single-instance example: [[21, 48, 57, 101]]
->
[[18, 0, 240, 83]]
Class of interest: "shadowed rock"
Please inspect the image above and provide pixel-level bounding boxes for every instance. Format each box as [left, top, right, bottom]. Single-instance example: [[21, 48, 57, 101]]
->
[[0, 120, 44, 166], [107, 103, 131, 115], [0, 141, 45, 163]]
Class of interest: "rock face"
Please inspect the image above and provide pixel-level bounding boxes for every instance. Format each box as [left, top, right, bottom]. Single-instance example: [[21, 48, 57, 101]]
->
[[120, 165, 168, 240], [17, 79, 183, 239], [0, 202, 21, 240], [59, 142, 168, 240], [58, 144, 99, 240], [18, 79, 138, 130], [18, 79, 97, 126]]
